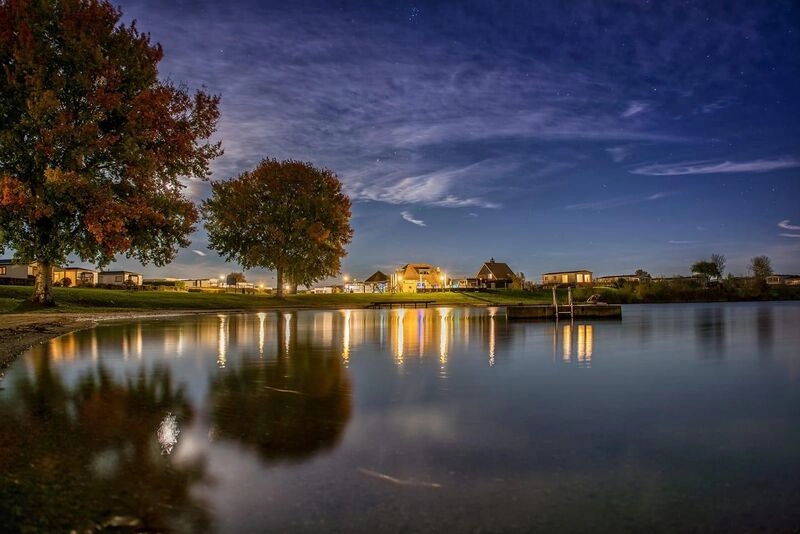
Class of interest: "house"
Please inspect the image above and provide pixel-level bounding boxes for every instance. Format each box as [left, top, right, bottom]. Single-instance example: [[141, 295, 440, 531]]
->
[[98, 270, 142, 286], [541, 270, 593, 287], [766, 274, 800, 285], [364, 270, 391, 293], [476, 258, 517, 289], [181, 278, 221, 289], [0, 259, 37, 284], [52, 266, 98, 286], [595, 273, 651, 285], [394, 263, 444, 293]]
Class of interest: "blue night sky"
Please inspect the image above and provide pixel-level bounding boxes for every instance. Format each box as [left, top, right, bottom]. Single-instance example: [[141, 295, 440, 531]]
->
[[106, 0, 800, 283]]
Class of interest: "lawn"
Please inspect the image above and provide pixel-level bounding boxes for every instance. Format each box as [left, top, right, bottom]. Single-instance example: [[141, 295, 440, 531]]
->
[[0, 285, 555, 314]]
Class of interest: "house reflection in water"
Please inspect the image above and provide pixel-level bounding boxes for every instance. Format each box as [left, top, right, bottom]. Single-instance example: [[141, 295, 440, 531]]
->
[[556, 323, 594, 367]]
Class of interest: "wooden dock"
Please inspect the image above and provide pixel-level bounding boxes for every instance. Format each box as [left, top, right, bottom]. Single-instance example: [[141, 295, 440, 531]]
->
[[367, 300, 436, 309], [506, 303, 622, 320]]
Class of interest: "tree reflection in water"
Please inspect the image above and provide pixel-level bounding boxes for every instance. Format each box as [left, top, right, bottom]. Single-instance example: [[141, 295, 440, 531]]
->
[[0, 346, 211, 533], [210, 311, 352, 463]]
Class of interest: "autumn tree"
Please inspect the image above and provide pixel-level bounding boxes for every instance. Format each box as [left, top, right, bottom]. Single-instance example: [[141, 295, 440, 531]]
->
[[203, 158, 353, 297], [749, 256, 773, 280], [0, 0, 222, 305]]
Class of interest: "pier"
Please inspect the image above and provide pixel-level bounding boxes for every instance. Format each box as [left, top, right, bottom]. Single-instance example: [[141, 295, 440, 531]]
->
[[367, 300, 436, 309], [506, 303, 622, 320], [506, 287, 622, 320]]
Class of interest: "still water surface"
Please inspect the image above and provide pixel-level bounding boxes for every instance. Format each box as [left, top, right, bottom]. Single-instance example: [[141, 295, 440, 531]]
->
[[1, 302, 799, 532]]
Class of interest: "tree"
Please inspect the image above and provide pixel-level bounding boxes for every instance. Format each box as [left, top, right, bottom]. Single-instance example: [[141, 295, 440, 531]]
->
[[691, 260, 718, 281], [710, 254, 726, 279], [634, 268, 651, 279], [0, 0, 222, 305], [226, 272, 245, 286], [750, 256, 773, 279], [203, 158, 353, 298]]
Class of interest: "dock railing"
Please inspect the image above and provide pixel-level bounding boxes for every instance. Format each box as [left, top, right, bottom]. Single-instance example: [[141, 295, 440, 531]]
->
[[552, 287, 574, 321]]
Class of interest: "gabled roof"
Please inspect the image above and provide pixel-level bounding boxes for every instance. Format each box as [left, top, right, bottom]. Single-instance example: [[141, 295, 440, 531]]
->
[[57, 266, 97, 272], [365, 270, 390, 283], [477, 259, 515, 279]]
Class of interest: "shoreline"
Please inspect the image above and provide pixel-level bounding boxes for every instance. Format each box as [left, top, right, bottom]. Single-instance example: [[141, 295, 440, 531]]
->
[[0, 310, 211, 369], [2, 298, 798, 369]]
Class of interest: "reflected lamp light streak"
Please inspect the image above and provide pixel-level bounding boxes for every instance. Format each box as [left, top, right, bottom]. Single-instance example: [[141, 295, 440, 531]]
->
[[417, 308, 426, 358], [439, 308, 450, 367], [217, 315, 228, 368], [394, 308, 406, 363], [489, 315, 496, 367], [342, 309, 351, 364], [257, 312, 266, 357], [283, 312, 292, 355], [563, 323, 572, 362], [135, 324, 143, 359]]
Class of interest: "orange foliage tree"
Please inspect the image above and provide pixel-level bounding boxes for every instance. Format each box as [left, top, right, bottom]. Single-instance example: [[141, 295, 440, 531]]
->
[[0, 0, 222, 304], [203, 159, 353, 297]]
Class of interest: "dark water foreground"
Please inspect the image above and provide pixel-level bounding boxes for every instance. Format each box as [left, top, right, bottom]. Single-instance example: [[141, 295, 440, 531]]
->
[[1, 302, 799, 533]]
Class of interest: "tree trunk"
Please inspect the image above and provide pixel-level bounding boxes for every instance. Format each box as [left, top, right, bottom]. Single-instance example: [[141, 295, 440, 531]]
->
[[276, 268, 284, 298], [30, 261, 55, 306]]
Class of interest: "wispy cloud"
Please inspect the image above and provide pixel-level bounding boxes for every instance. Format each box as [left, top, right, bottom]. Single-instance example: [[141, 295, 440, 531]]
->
[[606, 145, 632, 163], [668, 240, 699, 244], [347, 162, 502, 208], [621, 101, 648, 118], [778, 220, 800, 231], [401, 211, 426, 227], [780, 234, 800, 238], [193, 250, 207, 256], [565, 192, 674, 210], [699, 98, 735, 114], [631, 157, 800, 176]]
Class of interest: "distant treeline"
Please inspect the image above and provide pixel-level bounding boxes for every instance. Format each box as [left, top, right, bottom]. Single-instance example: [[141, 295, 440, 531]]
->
[[572, 278, 800, 304]]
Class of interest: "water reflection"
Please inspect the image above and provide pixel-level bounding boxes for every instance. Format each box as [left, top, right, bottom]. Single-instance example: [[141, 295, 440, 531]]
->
[[695, 307, 726, 358], [210, 323, 352, 463], [756, 306, 773, 357], [5, 304, 799, 532], [553, 322, 594, 366], [0, 350, 210, 532]]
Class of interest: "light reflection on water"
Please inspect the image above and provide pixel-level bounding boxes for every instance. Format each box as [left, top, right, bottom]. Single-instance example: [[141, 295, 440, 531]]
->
[[1, 302, 800, 532]]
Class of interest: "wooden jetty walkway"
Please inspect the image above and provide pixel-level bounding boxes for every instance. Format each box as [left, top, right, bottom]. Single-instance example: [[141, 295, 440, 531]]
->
[[366, 300, 436, 309], [506, 287, 621, 320]]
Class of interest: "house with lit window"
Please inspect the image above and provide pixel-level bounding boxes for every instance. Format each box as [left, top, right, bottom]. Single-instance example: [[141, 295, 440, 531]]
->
[[52, 266, 98, 286], [364, 270, 391, 293], [394, 263, 445, 292], [541, 270, 593, 287], [98, 270, 142, 286], [476, 258, 517, 289], [0, 259, 37, 284]]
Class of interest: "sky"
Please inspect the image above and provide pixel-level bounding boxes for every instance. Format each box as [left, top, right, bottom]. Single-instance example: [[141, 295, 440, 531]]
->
[[102, 0, 800, 284]]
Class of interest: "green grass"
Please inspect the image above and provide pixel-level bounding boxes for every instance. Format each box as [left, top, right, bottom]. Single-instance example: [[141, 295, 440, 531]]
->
[[0, 285, 554, 314]]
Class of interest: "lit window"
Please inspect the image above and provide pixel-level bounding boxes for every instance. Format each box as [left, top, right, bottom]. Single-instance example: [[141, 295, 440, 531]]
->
[[0, 266, 5, 275]]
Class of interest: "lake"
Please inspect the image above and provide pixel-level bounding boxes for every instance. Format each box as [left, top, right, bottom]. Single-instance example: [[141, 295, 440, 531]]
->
[[1, 302, 799, 532]]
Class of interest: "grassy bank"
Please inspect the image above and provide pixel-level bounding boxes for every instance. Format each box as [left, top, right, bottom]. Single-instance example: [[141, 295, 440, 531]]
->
[[0, 285, 555, 314]]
